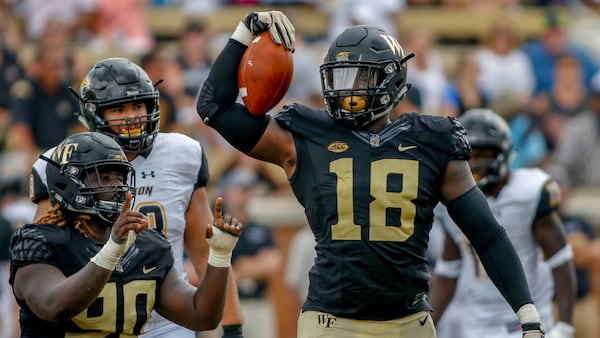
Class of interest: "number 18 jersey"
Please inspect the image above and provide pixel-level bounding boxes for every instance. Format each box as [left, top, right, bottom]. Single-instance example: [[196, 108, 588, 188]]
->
[[274, 105, 470, 320]]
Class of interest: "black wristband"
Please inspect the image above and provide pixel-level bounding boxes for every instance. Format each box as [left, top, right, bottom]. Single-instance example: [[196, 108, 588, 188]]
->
[[522, 322, 543, 331], [222, 324, 243, 338]]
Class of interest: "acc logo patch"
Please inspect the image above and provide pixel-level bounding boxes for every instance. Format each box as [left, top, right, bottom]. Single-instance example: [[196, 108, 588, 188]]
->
[[327, 141, 349, 153]]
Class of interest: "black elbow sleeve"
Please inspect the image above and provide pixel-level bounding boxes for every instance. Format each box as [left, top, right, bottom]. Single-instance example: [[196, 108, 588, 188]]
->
[[210, 105, 270, 153], [446, 187, 533, 312], [197, 39, 246, 123], [196, 39, 270, 153]]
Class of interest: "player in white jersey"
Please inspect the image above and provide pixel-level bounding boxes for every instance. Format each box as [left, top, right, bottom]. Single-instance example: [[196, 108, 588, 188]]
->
[[29, 58, 245, 338], [429, 109, 576, 338]]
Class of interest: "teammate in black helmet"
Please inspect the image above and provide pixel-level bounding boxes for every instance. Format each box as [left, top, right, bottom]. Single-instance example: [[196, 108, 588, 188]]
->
[[10, 131, 244, 337], [197, 12, 546, 338], [29, 58, 246, 338]]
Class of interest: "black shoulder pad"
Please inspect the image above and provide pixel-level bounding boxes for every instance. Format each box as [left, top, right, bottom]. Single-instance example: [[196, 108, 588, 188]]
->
[[10, 224, 58, 267], [415, 115, 471, 160], [448, 117, 471, 160]]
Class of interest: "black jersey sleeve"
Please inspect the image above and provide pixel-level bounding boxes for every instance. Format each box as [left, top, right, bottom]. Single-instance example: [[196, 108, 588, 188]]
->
[[536, 179, 561, 218], [195, 149, 210, 189], [273, 103, 336, 136], [416, 115, 471, 161], [9, 224, 57, 285]]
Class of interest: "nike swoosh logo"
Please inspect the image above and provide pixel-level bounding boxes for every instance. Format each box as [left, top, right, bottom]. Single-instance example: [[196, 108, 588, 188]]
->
[[398, 144, 417, 152], [142, 265, 156, 274], [419, 314, 428, 326]]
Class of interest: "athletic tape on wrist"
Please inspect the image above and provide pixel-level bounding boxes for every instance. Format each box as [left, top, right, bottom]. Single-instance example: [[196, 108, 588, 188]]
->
[[90, 237, 126, 271], [231, 21, 254, 46], [208, 248, 232, 268], [517, 303, 541, 324]]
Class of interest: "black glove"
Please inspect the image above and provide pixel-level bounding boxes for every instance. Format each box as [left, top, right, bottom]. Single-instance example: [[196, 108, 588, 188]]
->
[[523, 322, 545, 338]]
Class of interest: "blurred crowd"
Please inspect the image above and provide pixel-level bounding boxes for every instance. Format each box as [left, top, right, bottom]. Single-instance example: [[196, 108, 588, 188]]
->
[[2, 0, 600, 337]]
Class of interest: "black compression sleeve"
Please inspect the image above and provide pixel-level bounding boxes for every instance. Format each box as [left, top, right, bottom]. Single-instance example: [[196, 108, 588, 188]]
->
[[446, 187, 534, 312], [197, 39, 245, 122], [197, 39, 270, 153]]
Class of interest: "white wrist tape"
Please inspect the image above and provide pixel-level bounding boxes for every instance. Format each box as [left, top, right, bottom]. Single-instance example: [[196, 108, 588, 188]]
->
[[231, 21, 254, 46], [208, 248, 232, 268], [517, 303, 541, 324], [545, 244, 573, 269], [90, 237, 127, 271], [434, 259, 462, 278]]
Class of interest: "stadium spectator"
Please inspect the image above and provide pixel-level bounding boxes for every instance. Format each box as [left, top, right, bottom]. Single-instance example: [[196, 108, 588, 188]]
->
[[89, 0, 155, 55], [7, 46, 80, 154], [475, 19, 535, 103], [522, 8, 598, 94], [403, 26, 448, 116], [440, 50, 490, 117], [543, 70, 600, 192], [528, 54, 589, 152]]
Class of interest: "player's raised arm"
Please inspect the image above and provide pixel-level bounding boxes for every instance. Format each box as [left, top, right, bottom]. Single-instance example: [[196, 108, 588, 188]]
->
[[154, 196, 245, 330]]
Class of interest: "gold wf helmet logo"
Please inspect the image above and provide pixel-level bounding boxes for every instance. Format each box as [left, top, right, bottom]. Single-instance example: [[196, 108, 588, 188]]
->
[[52, 143, 79, 165], [335, 51, 350, 61], [380, 34, 404, 56]]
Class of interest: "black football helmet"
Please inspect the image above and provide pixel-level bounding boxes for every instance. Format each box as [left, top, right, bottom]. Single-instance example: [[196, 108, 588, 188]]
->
[[43, 132, 136, 224], [459, 108, 513, 190], [320, 25, 413, 128], [73, 58, 160, 153]]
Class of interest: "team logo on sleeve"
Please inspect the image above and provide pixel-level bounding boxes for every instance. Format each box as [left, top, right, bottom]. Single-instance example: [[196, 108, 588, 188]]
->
[[545, 180, 562, 208]]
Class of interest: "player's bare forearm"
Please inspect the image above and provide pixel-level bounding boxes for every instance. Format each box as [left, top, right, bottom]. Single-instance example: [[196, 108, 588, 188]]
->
[[428, 274, 457, 324], [440, 160, 477, 204], [552, 263, 576, 324], [221, 269, 244, 325], [14, 263, 112, 323]]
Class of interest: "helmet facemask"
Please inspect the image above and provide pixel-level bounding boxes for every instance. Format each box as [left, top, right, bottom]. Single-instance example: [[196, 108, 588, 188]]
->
[[469, 147, 509, 193], [321, 59, 408, 129], [49, 159, 136, 225], [320, 26, 414, 129], [43, 132, 137, 226], [93, 99, 160, 153]]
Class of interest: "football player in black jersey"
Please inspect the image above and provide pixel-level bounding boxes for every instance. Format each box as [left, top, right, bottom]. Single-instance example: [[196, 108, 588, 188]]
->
[[197, 11, 545, 338], [9, 132, 244, 337]]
